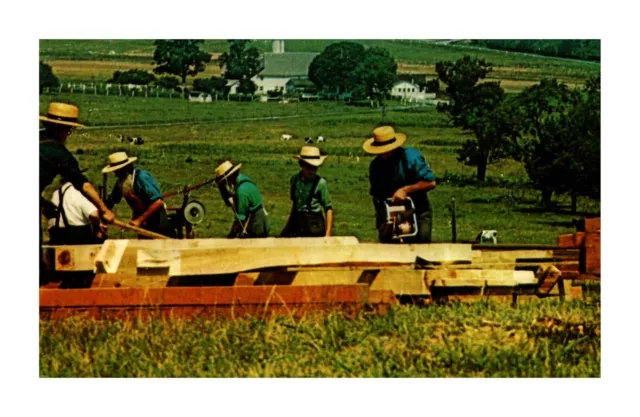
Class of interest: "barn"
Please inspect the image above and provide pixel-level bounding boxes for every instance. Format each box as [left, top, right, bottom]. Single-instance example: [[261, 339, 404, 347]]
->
[[251, 41, 318, 96]]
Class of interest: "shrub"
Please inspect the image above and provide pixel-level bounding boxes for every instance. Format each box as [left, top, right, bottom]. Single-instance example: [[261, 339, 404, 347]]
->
[[108, 69, 157, 85]]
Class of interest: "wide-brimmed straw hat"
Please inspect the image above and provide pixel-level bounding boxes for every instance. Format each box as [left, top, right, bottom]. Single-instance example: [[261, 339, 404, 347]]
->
[[39, 102, 85, 128], [102, 152, 138, 174], [362, 126, 407, 154], [293, 146, 327, 167], [215, 160, 243, 183]]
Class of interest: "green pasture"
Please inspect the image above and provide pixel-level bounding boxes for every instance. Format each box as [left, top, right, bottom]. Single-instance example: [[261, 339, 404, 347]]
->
[[40, 39, 600, 83], [40, 297, 600, 377], [39, 93, 600, 244]]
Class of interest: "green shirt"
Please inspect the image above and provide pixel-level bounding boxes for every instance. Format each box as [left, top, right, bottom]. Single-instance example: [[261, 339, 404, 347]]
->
[[290, 172, 332, 214], [235, 174, 263, 221]]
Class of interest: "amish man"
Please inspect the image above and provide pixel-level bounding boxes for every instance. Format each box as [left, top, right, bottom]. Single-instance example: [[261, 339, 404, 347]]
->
[[39, 102, 115, 225], [103, 152, 175, 238], [363, 125, 437, 243], [215, 160, 269, 238], [281, 146, 334, 238], [47, 171, 108, 245]]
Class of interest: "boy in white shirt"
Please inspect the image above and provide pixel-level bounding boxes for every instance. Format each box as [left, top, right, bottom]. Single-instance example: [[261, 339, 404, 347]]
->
[[47, 178, 107, 245]]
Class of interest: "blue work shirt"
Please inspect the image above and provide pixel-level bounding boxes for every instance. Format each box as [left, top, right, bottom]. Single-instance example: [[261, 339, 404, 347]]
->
[[369, 147, 436, 213], [107, 167, 163, 214]]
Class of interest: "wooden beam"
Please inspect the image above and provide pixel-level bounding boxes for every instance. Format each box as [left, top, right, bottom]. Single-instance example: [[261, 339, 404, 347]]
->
[[39, 285, 398, 320], [583, 232, 600, 275], [583, 217, 601, 233], [168, 243, 472, 276], [95, 240, 128, 273], [42, 245, 101, 272], [426, 269, 537, 284], [535, 266, 562, 294]]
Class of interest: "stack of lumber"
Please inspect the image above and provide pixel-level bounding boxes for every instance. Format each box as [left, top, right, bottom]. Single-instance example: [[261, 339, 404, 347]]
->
[[40, 232, 593, 320], [556, 217, 601, 279]]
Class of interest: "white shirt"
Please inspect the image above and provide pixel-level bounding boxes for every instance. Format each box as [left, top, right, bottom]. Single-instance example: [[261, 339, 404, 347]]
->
[[48, 183, 98, 228]]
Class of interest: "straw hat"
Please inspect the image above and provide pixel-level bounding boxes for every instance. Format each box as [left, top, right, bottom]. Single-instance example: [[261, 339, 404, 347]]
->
[[102, 152, 138, 174], [39, 102, 84, 128], [293, 146, 327, 167], [215, 160, 243, 183], [362, 126, 407, 154]]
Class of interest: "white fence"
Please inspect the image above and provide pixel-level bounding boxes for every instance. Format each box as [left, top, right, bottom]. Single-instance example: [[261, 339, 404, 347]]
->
[[42, 83, 186, 99]]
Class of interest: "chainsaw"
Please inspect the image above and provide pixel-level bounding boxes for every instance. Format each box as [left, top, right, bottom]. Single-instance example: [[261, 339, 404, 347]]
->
[[382, 197, 419, 242]]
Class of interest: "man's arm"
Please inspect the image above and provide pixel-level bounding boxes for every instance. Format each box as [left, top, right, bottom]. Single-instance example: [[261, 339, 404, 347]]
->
[[325, 208, 334, 237], [392, 180, 437, 202], [81, 182, 115, 223], [130, 199, 164, 228]]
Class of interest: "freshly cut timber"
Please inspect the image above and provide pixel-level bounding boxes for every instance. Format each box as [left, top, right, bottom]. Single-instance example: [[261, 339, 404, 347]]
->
[[143, 243, 473, 276], [39, 285, 398, 319]]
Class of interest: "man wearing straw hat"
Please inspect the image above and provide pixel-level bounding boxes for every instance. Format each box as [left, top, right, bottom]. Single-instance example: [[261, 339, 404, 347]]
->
[[363, 125, 437, 243], [103, 152, 175, 239], [215, 160, 269, 238], [281, 146, 334, 238], [39, 102, 115, 225]]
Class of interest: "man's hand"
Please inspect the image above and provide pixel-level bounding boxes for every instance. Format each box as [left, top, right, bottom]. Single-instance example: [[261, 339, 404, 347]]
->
[[129, 218, 142, 228], [391, 187, 408, 202], [101, 209, 115, 224]]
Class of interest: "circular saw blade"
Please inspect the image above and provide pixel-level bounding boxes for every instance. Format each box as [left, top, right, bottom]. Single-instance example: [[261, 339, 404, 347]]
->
[[183, 200, 206, 225]]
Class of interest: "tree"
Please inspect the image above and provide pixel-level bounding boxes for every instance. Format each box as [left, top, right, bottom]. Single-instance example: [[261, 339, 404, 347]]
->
[[308, 41, 366, 97], [517, 77, 600, 211], [425, 78, 440, 93], [218, 40, 262, 83], [236, 78, 257, 96], [352, 47, 397, 105], [155, 76, 180, 90], [152, 40, 211, 90], [193, 76, 229, 97], [40, 61, 59, 93], [108, 69, 156, 85], [436, 56, 518, 181]]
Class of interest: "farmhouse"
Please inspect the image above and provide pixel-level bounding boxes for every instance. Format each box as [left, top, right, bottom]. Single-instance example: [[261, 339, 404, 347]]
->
[[390, 75, 436, 103], [251, 40, 318, 96]]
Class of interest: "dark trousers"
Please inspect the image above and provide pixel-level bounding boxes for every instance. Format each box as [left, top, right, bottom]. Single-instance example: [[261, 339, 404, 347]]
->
[[138, 207, 176, 239], [229, 208, 270, 239]]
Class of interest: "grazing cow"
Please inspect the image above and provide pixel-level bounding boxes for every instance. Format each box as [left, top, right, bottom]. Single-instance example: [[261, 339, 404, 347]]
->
[[131, 136, 144, 145], [475, 230, 498, 244], [316, 136, 325, 143], [281, 134, 292, 141], [304, 137, 314, 144]]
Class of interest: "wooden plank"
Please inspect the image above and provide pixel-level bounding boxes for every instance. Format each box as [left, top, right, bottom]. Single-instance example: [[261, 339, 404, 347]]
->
[[426, 269, 537, 284], [583, 218, 601, 233], [137, 249, 181, 276], [42, 245, 101, 272], [39, 285, 398, 320], [472, 250, 553, 264], [583, 232, 601, 275], [95, 240, 128, 273], [91, 273, 170, 288], [430, 278, 531, 288], [145, 243, 472, 276], [557, 232, 585, 248], [535, 266, 562, 294]]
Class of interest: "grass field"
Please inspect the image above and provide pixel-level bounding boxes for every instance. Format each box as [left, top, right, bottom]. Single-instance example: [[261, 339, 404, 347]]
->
[[40, 297, 600, 377], [40, 93, 599, 244]]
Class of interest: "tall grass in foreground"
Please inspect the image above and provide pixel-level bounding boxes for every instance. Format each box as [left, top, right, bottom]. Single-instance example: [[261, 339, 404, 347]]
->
[[40, 298, 600, 378]]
